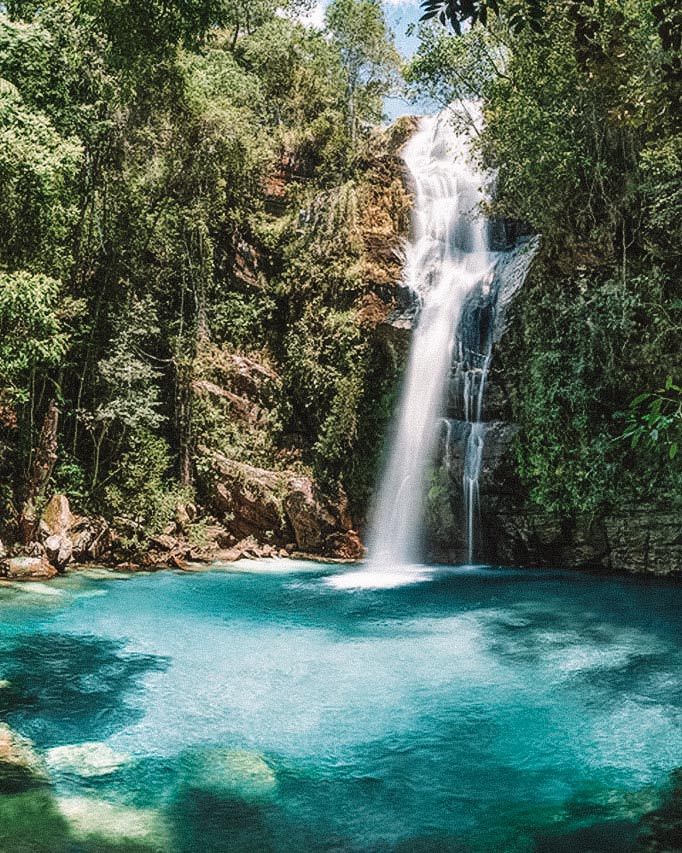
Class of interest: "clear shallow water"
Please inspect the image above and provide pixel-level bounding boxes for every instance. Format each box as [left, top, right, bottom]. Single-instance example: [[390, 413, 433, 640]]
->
[[1, 562, 682, 851]]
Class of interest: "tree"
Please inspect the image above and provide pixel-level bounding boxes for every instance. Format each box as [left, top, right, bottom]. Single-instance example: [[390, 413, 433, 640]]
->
[[325, 0, 400, 144]]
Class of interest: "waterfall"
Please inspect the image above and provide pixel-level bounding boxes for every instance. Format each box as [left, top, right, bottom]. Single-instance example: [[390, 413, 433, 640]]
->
[[330, 107, 538, 587], [368, 108, 493, 570]]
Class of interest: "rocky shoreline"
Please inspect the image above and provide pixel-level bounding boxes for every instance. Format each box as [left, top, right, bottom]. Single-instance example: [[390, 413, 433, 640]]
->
[[4, 487, 682, 582], [0, 489, 364, 583]]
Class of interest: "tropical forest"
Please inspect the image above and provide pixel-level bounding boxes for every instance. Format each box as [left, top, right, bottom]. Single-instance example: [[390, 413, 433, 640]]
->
[[1, 0, 682, 850]]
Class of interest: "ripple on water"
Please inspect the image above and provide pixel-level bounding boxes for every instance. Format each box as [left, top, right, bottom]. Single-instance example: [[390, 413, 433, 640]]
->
[[0, 562, 681, 852]]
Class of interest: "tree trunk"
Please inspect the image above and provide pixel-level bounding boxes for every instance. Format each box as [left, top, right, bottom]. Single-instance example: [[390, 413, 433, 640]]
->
[[175, 358, 194, 488], [19, 400, 59, 544]]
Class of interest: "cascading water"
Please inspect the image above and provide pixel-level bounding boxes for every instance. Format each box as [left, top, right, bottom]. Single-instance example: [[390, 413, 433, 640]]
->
[[331, 107, 537, 588], [448, 236, 539, 563], [367, 108, 494, 570]]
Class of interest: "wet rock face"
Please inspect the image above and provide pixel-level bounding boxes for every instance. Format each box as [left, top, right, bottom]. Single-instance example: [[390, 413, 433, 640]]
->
[[425, 421, 522, 564], [425, 411, 682, 573], [489, 509, 682, 574]]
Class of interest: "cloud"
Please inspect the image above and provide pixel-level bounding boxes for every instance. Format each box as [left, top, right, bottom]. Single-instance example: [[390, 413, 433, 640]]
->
[[288, 1, 325, 29]]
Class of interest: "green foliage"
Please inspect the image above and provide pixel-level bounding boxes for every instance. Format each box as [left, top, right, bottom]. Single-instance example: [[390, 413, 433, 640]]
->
[[640, 134, 682, 263], [0, 271, 70, 402], [314, 372, 365, 467], [420, 0, 545, 35], [52, 454, 90, 511], [0, 80, 82, 274], [404, 24, 503, 106], [326, 0, 400, 142], [103, 430, 179, 534], [508, 271, 638, 514], [620, 377, 682, 461], [190, 344, 282, 470], [0, 0, 402, 538], [283, 305, 365, 435]]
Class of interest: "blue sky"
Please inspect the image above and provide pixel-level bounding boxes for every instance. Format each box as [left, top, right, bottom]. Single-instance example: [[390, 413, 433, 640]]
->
[[300, 0, 422, 54], [297, 0, 426, 119]]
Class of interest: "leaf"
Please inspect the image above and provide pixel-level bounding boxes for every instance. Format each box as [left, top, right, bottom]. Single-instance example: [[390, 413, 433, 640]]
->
[[670, 442, 678, 460]]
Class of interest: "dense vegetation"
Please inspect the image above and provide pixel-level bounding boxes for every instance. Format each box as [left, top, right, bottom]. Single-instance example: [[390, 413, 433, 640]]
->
[[0, 0, 403, 550], [410, 0, 682, 518], [2, 0, 681, 558]]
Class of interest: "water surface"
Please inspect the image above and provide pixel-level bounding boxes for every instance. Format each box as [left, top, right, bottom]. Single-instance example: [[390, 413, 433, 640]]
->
[[1, 562, 682, 851]]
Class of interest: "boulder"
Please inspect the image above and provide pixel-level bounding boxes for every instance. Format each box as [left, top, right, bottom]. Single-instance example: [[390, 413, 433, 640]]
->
[[227, 353, 279, 401], [219, 537, 279, 561], [144, 534, 192, 568], [202, 449, 362, 558], [36, 494, 112, 567], [283, 476, 340, 552], [205, 451, 290, 543], [38, 494, 75, 571], [0, 724, 49, 793], [4, 556, 57, 581], [44, 535, 73, 571], [69, 516, 110, 563], [322, 530, 365, 560], [39, 494, 74, 539]]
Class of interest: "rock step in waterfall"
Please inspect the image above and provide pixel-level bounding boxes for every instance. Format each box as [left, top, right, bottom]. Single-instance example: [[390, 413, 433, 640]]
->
[[332, 107, 537, 587]]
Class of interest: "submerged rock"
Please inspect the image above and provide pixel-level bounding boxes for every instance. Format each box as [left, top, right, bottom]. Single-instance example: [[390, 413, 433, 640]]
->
[[57, 796, 170, 850], [638, 767, 682, 850], [0, 724, 49, 793], [45, 742, 131, 777], [185, 748, 277, 802], [0, 790, 71, 853], [8, 581, 63, 596]]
